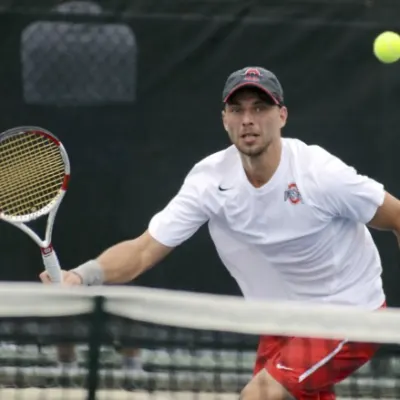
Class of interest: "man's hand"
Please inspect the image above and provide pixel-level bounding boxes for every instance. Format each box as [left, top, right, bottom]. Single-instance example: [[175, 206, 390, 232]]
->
[[40, 270, 83, 285]]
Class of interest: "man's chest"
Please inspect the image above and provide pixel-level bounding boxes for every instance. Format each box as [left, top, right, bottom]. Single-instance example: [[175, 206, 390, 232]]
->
[[206, 182, 326, 244]]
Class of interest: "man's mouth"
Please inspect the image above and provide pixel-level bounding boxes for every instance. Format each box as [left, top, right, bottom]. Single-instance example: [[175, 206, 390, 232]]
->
[[240, 133, 259, 138], [240, 133, 259, 144]]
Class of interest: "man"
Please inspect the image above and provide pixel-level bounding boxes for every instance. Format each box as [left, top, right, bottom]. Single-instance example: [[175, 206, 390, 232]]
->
[[41, 66, 400, 400]]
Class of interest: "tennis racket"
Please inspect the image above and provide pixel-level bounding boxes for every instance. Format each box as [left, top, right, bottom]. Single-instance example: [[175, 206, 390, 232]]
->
[[0, 126, 70, 283]]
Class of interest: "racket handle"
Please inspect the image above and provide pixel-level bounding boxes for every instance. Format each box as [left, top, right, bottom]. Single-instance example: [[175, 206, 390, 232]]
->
[[41, 245, 63, 283]]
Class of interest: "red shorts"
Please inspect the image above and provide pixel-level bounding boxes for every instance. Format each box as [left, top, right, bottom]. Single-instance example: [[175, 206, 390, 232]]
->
[[253, 302, 385, 400]]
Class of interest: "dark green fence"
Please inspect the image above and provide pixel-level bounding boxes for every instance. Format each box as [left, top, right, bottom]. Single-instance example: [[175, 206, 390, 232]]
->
[[0, 1, 399, 305]]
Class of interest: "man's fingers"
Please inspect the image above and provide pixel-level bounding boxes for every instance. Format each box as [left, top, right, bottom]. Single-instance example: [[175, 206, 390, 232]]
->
[[39, 272, 52, 284], [39, 270, 82, 285], [63, 271, 83, 285]]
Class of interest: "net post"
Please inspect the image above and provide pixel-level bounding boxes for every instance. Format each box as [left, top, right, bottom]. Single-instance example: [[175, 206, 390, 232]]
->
[[86, 295, 106, 400]]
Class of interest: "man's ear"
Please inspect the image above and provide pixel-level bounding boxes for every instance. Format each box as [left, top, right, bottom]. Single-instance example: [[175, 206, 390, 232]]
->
[[279, 106, 288, 128], [222, 109, 228, 132]]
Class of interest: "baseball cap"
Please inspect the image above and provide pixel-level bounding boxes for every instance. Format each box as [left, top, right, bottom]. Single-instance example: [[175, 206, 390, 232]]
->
[[222, 67, 284, 105]]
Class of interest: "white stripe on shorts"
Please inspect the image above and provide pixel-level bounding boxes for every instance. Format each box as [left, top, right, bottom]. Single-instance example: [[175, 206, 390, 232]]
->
[[298, 339, 348, 383]]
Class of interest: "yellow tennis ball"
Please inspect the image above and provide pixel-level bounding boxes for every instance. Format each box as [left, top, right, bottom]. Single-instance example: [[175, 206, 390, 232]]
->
[[373, 31, 400, 63]]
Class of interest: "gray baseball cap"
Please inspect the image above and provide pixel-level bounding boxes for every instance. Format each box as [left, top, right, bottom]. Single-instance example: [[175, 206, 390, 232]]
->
[[222, 66, 284, 105]]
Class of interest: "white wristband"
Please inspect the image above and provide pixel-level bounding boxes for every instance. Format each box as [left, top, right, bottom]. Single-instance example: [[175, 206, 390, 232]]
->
[[71, 260, 105, 286]]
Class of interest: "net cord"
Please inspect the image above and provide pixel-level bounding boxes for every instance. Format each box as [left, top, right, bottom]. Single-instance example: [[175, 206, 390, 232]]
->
[[0, 283, 398, 344]]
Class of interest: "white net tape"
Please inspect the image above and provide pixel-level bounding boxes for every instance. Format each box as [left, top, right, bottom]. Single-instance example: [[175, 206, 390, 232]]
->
[[0, 282, 398, 343]]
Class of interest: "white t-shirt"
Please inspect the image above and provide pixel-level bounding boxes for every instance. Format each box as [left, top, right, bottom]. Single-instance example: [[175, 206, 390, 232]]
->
[[149, 138, 386, 310]]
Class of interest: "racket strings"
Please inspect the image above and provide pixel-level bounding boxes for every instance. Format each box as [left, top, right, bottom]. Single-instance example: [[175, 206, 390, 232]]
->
[[1, 158, 63, 192], [0, 136, 64, 187], [1, 134, 61, 168], [1, 143, 62, 172], [1, 156, 64, 193], [0, 165, 64, 213], [0, 132, 65, 216]]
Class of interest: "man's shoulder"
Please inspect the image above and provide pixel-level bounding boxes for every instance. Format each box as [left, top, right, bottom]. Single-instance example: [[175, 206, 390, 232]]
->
[[284, 137, 332, 160], [284, 138, 361, 207], [284, 138, 338, 172], [182, 146, 239, 195], [284, 138, 345, 200], [191, 145, 239, 175]]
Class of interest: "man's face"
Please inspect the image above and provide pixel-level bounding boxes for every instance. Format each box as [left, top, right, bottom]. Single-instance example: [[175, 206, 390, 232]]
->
[[222, 88, 288, 157]]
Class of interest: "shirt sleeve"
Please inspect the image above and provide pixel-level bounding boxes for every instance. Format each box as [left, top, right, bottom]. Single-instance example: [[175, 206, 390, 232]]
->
[[148, 165, 209, 247], [306, 146, 385, 224]]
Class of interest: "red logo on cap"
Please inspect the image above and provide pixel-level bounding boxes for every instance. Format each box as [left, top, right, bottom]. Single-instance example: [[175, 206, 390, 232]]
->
[[242, 68, 262, 82]]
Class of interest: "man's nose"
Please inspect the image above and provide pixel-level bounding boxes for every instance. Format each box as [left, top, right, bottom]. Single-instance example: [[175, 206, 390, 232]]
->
[[241, 110, 254, 125]]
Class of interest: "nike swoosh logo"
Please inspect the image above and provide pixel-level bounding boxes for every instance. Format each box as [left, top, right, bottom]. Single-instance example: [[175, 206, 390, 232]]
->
[[276, 363, 294, 371], [218, 186, 231, 191]]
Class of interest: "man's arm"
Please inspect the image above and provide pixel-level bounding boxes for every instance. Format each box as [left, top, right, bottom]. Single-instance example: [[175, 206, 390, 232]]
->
[[96, 230, 173, 283], [40, 163, 210, 286], [368, 192, 400, 243], [40, 230, 173, 285]]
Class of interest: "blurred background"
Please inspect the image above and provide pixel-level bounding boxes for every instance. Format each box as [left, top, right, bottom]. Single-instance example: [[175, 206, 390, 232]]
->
[[0, 0, 400, 304]]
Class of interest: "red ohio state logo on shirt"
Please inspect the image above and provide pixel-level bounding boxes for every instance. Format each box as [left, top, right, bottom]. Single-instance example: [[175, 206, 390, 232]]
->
[[284, 183, 302, 204]]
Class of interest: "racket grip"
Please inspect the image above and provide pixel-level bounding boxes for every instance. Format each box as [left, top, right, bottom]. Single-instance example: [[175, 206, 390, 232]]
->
[[41, 245, 63, 283]]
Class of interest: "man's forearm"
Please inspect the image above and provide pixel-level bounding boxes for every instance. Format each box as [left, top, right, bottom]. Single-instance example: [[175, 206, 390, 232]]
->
[[73, 239, 149, 285], [99, 239, 150, 283], [70, 231, 173, 286]]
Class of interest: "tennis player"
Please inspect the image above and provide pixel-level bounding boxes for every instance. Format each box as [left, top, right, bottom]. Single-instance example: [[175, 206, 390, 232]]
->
[[40, 66, 400, 400]]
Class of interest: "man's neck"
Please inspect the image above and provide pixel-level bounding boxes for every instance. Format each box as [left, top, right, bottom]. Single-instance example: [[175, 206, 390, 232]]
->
[[241, 139, 282, 188]]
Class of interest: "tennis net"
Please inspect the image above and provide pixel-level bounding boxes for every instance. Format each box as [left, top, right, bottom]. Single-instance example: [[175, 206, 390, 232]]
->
[[0, 283, 400, 399]]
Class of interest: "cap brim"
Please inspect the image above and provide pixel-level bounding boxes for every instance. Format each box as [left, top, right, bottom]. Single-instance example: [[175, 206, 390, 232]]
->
[[223, 82, 279, 104]]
